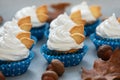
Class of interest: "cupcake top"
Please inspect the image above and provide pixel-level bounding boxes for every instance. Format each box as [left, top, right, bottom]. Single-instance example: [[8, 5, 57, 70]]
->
[[2, 16, 32, 37], [96, 14, 120, 39], [14, 5, 48, 27], [0, 17, 34, 61], [71, 1, 101, 23], [47, 13, 85, 51], [3, 21, 24, 36], [0, 32, 29, 61]]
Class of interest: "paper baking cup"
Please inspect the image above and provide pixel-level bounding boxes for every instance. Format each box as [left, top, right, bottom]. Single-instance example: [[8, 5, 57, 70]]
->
[[85, 19, 101, 36], [30, 23, 48, 40], [44, 23, 50, 39], [30, 36, 38, 50], [40, 44, 88, 67], [90, 33, 120, 50], [0, 51, 34, 77]]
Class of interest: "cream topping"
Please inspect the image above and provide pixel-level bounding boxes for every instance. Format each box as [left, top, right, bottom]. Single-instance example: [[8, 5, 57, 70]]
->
[[3, 21, 24, 36], [96, 14, 120, 38], [0, 32, 29, 61], [14, 6, 45, 27], [0, 21, 29, 61], [47, 13, 84, 51], [0, 27, 4, 37], [71, 1, 96, 22]]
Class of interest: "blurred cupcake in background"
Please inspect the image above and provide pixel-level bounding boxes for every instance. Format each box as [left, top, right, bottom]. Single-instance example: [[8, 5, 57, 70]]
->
[[0, 22, 34, 76], [14, 5, 48, 40], [71, 1, 102, 36], [40, 13, 88, 67], [90, 14, 120, 50], [44, 2, 70, 39]]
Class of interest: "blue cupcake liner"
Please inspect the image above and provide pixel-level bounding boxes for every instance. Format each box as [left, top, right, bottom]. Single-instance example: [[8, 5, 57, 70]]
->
[[40, 44, 88, 67], [0, 51, 34, 77], [90, 33, 120, 50], [30, 23, 49, 40], [30, 36, 38, 50], [85, 19, 101, 36], [44, 23, 86, 39], [44, 23, 50, 39]]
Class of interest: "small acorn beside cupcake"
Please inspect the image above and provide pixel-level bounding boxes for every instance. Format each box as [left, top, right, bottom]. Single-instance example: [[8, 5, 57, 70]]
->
[[40, 13, 88, 67], [90, 14, 120, 50], [13, 5, 49, 40], [71, 1, 102, 36]]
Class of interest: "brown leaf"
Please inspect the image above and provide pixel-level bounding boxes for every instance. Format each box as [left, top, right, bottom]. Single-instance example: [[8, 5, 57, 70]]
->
[[81, 49, 120, 80]]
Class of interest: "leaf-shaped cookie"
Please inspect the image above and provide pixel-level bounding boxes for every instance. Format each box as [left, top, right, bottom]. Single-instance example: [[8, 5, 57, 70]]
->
[[20, 37, 34, 49], [70, 10, 86, 25], [90, 5, 102, 19]]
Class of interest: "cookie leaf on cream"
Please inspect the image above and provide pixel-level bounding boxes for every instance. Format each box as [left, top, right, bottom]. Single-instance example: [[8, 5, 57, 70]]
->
[[14, 5, 47, 27], [71, 1, 97, 22], [47, 13, 84, 51]]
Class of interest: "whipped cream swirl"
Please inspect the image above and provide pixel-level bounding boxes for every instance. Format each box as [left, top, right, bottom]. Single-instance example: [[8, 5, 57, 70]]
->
[[3, 21, 24, 36], [0, 21, 29, 61], [96, 14, 120, 38], [47, 13, 84, 51], [71, 1, 96, 22], [0, 32, 29, 61], [14, 6, 45, 27]]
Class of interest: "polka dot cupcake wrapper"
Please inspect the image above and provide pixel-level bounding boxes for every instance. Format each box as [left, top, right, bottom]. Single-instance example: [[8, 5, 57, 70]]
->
[[0, 51, 34, 77], [41, 44, 85, 55], [85, 19, 101, 36], [40, 44, 88, 67], [90, 33, 120, 50], [30, 36, 38, 50], [44, 23, 50, 39], [30, 23, 48, 40]]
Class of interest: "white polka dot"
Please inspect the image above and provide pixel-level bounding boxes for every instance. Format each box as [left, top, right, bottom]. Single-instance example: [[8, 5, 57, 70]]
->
[[22, 61, 25, 64], [2, 67, 4, 70], [18, 68, 21, 70], [12, 69, 15, 72]]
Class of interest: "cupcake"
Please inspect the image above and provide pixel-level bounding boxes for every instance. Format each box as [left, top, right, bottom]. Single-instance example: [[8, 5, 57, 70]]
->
[[90, 14, 120, 50], [44, 2, 70, 39], [14, 5, 48, 40], [0, 25, 34, 76], [40, 13, 88, 67], [71, 1, 102, 36], [2, 16, 37, 49]]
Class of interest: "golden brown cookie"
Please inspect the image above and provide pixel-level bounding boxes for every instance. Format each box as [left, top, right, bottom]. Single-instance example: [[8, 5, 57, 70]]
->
[[90, 5, 102, 19], [36, 5, 48, 22], [37, 13, 48, 23], [16, 32, 30, 40], [117, 17, 120, 23], [20, 37, 34, 49], [19, 23, 32, 31], [17, 16, 31, 26], [70, 33, 85, 44], [70, 24, 84, 35], [36, 5, 48, 14], [70, 10, 86, 25]]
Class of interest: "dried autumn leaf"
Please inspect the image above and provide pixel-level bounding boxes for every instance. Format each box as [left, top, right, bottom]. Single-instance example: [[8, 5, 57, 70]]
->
[[81, 49, 120, 80]]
